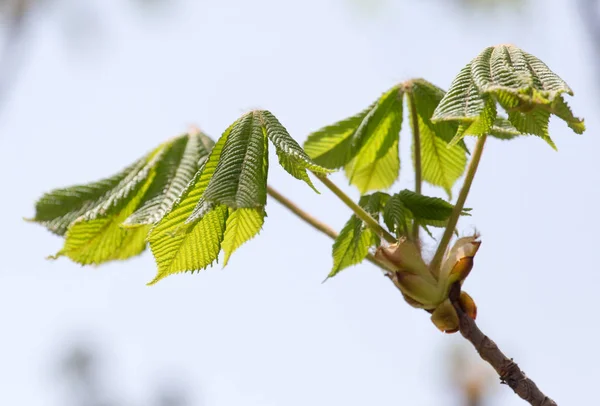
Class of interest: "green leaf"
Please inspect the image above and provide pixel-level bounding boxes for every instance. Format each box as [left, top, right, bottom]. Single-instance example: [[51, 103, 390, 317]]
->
[[345, 86, 403, 193], [303, 108, 371, 169], [148, 134, 230, 283], [29, 157, 147, 236], [507, 107, 555, 149], [489, 117, 521, 140], [148, 204, 229, 285], [53, 149, 164, 264], [329, 215, 378, 278], [199, 112, 269, 209], [396, 190, 468, 227], [433, 44, 584, 146], [327, 192, 388, 279], [262, 110, 332, 192], [432, 63, 487, 124], [221, 207, 265, 266], [382, 193, 412, 237], [124, 132, 215, 226], [409, 80, 467, 198], [345, 139, 399, 194]]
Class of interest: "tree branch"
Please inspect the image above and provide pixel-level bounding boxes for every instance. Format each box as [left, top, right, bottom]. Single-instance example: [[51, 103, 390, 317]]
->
[[267, 184, 557, 405], [449, 284, 557, 406]]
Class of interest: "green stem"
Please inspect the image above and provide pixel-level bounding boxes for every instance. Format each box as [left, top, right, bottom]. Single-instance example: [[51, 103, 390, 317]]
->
[[266, 185, 394, 272], [313, 173, 397, 244], [408, 92, 422, 242], [429, 134, 487, 273]]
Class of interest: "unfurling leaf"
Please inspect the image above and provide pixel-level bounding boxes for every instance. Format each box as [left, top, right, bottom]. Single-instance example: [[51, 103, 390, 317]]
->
[[432, 44, 585, 148], [30, 132, 214, 265], [327, 193, 388, 278], [304, 86, 403, 194], [149, 110, 328, 283]]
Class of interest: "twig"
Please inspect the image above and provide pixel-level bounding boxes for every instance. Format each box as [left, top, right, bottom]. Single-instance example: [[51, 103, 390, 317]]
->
[[266, 185, 392, 271], [449, 284, 557, 406], [430, 135, 487, 274], [313, 173, 397, 244]]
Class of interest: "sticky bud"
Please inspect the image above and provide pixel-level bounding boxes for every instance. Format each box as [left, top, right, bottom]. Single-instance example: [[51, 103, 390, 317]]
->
[[441, 236, 481, 286], [375, 239, 430, 276], [459, 291, 477, 320], [430, 299, 459, 333], [395, 271, 441, 309]]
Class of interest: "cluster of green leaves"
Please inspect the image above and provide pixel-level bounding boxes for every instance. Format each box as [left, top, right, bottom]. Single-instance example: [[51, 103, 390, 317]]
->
[[29, 45, 585, 285], [432, 44, 585, 148], [303, 78, 520, 198], [329, 190, 470, 278], [29, 111, 330, 284]]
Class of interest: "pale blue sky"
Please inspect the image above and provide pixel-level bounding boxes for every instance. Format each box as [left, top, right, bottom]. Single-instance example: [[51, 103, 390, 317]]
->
[[1, 0, 598, 405]]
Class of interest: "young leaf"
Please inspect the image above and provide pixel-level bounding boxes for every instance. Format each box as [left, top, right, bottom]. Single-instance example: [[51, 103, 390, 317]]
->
[[52, 148, 165, 264], [29, 157, 147, 236], [382, 193, 412, 237], [396, 190, 468, 227], [124, 132, 215, 226], [328, 193, 387, 278], [345, 139, 399, 194], [433, 44, 585, 148], [409, 79, 467, 198], [148, 133, 230, 282], [303, 108, 371, 169], [200, 112, 269, 209], [221, 207, 265, 266], [261, 110, 332, 192], [345, 86, 403, 193]]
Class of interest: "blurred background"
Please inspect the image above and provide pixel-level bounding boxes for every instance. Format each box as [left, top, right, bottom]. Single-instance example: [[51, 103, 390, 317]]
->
[[0, 0, 598, 405]]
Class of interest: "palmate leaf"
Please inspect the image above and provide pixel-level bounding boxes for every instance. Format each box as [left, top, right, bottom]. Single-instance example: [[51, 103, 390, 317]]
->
[[149, 110, 330, 283], [148, 133, 230, 284], [432, 44, 585, 148], [328, 193, 387, 278], [30, 132, 215, 265]]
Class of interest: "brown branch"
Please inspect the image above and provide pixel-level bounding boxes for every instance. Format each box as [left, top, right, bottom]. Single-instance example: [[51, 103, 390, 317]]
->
[[449, 284, 557, 406]]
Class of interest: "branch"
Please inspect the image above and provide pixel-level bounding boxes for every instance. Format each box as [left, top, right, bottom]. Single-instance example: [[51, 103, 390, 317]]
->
[[449, 284, 557, 406], [266, 185, 392, 272], [267, 184, 557, 405]]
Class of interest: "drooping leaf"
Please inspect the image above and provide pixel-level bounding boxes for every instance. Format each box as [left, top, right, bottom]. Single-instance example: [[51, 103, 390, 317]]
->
[[262, 110, 332, 192], [345, 86, 403, 193], [148, 132, 229, 282], [221, 207, 265, 266], [199, 112, 269, 209], [29, 157, 147, 236], [433, 44, 585, 148], [489, 117, 521, 140], [148, 204, 229, 285], [124, 132, 215, 226], [52, 148, 165, 264]]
